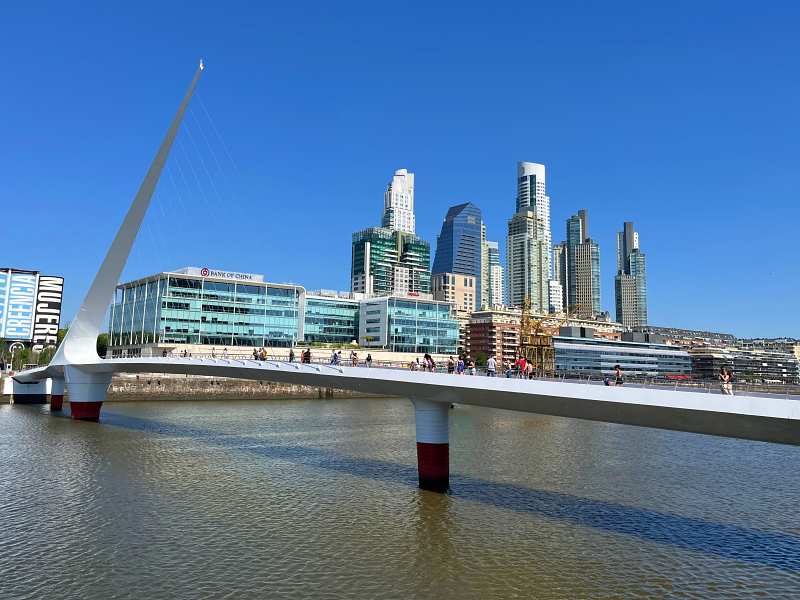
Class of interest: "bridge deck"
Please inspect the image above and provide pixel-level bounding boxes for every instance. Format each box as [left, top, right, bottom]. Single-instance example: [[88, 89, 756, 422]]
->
[[15, 357, 800, 446]]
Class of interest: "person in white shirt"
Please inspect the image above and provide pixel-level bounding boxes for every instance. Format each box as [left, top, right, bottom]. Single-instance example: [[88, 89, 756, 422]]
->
[[486, 355, 497, 377]]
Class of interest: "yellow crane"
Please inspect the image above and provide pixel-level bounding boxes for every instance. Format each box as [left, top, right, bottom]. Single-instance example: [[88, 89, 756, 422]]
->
[[518, 298, 583, 377]]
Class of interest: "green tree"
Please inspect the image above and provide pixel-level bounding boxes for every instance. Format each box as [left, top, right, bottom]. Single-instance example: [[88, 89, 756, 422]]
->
[[473, 351, 488, 367], [12, 346, 32, 371], [96, 334, 109, 358]]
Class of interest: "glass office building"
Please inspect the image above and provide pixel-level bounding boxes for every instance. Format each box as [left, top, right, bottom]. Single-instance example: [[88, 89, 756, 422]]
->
[[351, 227, 431, 297], [554, 334, 691, 376], [109, 267, 304, 352], [303, 294, 360, 346], [432, 202, 483, 301], [360, 296, 459, 354]]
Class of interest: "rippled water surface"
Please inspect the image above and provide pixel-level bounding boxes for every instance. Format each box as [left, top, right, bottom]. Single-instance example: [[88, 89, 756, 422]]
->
[[1, 398, 799, 599]]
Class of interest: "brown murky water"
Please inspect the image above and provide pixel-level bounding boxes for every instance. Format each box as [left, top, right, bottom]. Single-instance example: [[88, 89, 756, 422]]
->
[[1, 398, 799, 599]]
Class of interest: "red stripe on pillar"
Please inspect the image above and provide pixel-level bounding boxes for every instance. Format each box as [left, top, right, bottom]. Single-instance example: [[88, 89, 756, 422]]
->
[[50, 395, 64, 411], [70, 402, 103, 422], [416, 442, 449, 492]]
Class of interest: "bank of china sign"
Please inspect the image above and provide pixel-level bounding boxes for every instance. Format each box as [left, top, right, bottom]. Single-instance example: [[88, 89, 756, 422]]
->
[[0, 270, 64, 349], [184, 266, 263, 283]]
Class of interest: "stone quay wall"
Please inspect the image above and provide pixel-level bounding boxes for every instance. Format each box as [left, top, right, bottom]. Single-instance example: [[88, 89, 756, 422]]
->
[[107, 373, 384, 402]]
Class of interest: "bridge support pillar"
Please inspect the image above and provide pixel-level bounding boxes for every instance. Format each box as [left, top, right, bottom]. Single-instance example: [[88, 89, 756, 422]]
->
[[412, 399, 450, 493], [49, 378, 65, 411], [10, 379, 48, 404], [64, 366, 112, 422]]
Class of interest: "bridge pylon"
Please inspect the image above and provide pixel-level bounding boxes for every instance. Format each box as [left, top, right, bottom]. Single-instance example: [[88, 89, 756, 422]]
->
[[412, 399, 450, 492], [45, 61, 204, 420]]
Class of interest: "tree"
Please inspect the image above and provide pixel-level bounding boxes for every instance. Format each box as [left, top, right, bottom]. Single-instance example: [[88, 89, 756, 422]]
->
[[96, 334, 109, 358], [473, 351, 488, 367], [11, 346, 32, 371], [38, 345, 57, 365]]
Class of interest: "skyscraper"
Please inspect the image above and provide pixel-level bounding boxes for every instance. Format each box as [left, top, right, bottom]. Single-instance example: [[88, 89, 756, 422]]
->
[[485, 241, 505, 307], [381, 168, 415, 234], [506, 162, 552, 311], [351, 228, 431, 297], [615, 221, 647, 328], [352, 168, 430, 297], [432, 202, 483, 301], [556, 209, 601, 319]]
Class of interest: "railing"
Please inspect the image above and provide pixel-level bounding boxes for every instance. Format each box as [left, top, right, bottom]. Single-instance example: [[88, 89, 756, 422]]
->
[[107, 351, 800, 399]]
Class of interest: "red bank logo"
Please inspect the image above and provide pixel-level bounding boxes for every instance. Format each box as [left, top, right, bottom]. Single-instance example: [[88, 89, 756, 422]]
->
[[200, 267, 210, 277]]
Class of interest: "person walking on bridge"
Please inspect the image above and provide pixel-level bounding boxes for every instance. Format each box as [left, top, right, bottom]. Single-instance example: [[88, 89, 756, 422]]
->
[[486, 355, 496, 377], [366, 353, 372, 368], [289, 348, 295, 363], [719, 366, 733, 395], [614, 364, 625, 386]]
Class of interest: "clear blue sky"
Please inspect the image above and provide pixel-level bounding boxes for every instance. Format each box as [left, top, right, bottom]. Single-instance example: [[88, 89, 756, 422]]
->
[[2, 1, 798, 338]]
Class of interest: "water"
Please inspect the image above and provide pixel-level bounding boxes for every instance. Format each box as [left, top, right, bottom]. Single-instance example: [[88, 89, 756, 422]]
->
[[1, 398, 799, 599]]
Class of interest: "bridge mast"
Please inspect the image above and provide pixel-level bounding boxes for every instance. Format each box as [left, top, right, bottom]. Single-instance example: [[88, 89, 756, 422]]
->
[[56, 61, 205, 419]]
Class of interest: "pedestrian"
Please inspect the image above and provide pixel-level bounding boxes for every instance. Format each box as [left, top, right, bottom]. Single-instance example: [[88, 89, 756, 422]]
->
[[468, 359, 476, 376], [614, 364, 624, 386], [447, 356, 455, 374], [603, 375, 611, 386], [504, 360, 513, 378], [486, 355, 496, 377], [211, 347, 216, 358], [330, 349, 338, 365], [222, 347, 228, 358], [366, 353, 372, 368], [289, 348, 295, 363], [719, 367, 733, 395], [351, 351, 358, 367], [457, 356, 465, 375], [252, 348, 258, 360], [517, 356, 527, 379], [526, 361, 534, 380], [303, 348, 312, 364]]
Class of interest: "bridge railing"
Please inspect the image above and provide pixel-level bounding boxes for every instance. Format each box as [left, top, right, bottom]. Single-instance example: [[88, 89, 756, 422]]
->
[[107, 350, 800, 399]]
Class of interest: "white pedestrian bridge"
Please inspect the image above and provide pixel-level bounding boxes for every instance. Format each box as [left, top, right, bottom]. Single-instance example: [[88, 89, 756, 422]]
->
[[10, 61, 800, 491]]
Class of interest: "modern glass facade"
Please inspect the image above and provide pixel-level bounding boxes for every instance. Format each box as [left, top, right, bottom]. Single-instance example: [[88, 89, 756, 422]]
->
[[432, 202, 483, 301], [303, 295, 360, 345], [387, 298, 458, 354], [360, 297, 459, 354], [109, 270, 304, 350], [351, 227, 431, 297], [554, 336, 691, 376]]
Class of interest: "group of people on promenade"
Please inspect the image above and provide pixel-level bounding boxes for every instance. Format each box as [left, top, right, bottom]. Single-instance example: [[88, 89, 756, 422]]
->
[[329, 349, 373, 368]]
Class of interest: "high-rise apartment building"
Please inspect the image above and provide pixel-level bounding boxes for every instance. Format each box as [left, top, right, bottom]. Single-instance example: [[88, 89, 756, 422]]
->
[[555, 209, 601, 319], [381, 168, 415, 234], [615, 221, 647, 328], [432, 202, 483, 302], [485, 241, 505, 307], [506, 162, 552, 311]]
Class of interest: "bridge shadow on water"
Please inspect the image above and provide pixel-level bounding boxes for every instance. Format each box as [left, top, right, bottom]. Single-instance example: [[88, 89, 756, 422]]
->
[[101, 411, 800, 573]]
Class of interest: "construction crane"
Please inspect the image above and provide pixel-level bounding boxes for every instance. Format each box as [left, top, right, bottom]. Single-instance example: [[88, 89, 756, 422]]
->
[[519, 298, 583, 377]]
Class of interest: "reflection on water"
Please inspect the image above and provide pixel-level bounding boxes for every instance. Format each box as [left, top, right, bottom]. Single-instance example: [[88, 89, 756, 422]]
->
[[1, 398, 799, 599]]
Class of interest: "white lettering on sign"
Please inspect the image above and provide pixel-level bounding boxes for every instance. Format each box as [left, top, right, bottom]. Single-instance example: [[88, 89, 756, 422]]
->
[[32, 276, 64, 351], [179, 267, 264, 283], [4, 273, 37, 340]]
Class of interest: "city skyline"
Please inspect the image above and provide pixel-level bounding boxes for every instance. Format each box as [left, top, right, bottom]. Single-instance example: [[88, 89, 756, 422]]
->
[[2, 3, 798, 338]]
